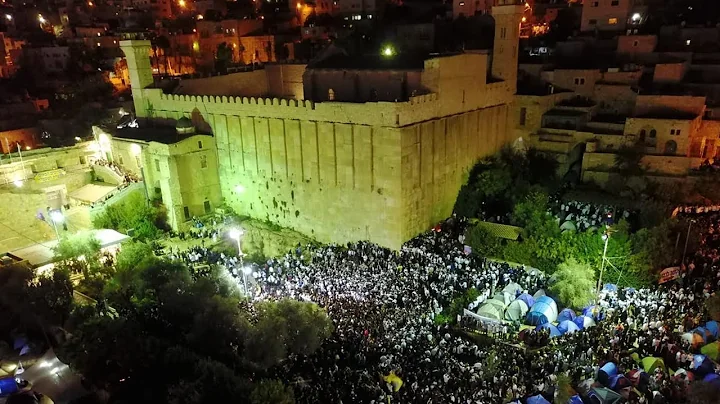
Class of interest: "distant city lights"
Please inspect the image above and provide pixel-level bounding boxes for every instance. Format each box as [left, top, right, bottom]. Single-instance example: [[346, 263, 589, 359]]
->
[[382, 45, 395, 57], [5, 14, 11, 21], [38, 14, 46, 24]]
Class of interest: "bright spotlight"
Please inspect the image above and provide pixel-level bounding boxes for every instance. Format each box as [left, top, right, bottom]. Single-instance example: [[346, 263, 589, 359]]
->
[[13, 180, 23, 188], [49, 210, 64, 224], [229, 228, 243, 240], [382, 45, 395, 57], [235, 184, 246, 193], [5, 14, 12, 21], [75, 137, 81, 141], [242, 266, 252, 275], [130, 143, 142, 156], [631, 13, 641, 22]]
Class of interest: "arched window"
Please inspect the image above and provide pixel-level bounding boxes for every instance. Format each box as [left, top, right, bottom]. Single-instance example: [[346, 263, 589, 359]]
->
[[328, 88, 335, 101], [664, 140, 677, 155], [639, 129, 646, 142], [649, 129, 657, 138]]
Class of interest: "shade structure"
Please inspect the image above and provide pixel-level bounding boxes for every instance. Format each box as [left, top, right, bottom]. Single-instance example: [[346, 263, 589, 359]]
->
[[490, 292, 514, 308], [527, 394, 551, 404], [558, 308, 577, 323], [502, 282, 522, 296], [533, 289, 546, 299], [597, 362, 618, 386], [558, 320, 580, 335], [641, 357, 665, 373], [589, 387, 623, 404], [536, 323, 562, 338], [603, 283, 618, 292], [706, 321, 720, 338], [504, 299, 529, 322], [691, 354, 715, 378], [573, 315, 596, 329], [517, 293, 535, 308], [476, 302, 504, 320], [701, 341, 720, 361]]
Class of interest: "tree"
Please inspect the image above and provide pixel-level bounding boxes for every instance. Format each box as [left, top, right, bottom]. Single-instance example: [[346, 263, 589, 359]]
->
[[550, 258, 595, 309], [250, 380, 295, 404], [92, 192, 169, 241], [215, 42, 233, 74], [54, 233, 112, 298]]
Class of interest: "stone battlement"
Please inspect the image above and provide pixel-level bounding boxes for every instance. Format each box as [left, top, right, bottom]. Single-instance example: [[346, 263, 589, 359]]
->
[[409, 93, 439, 105], [158, 93, 316, 109]]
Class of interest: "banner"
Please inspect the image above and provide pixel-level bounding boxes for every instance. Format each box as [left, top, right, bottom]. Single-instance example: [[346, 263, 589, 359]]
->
[[658, 267, 681, 284]]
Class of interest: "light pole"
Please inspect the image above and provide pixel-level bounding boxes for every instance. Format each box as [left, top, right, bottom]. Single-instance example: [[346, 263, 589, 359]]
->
[[229, 228, 244, 257], [49, 210, 64, 240], [596, 228, 611, 304], [682, 219, 696, 265], [242, 266, 252, 295]]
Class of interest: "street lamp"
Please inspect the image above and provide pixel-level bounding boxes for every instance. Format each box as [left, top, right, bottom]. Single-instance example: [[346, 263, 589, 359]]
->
[[229, 228, 244, 255], [49, 210, 64, 240], [596, 228, 611, 303], [242, 266, 252, 295], [682, 219, 696, 265]]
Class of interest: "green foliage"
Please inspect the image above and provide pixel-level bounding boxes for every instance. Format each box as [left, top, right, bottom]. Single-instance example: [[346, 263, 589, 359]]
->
[[114, 241, 154, 272], [454, 147, 559, 219], [465, 225, 503, 258], [54, 233, 113, 298], [250, 380, 295, 404], [438, 288, 481, 324], [59, 258, 332, 403], [92, 192, 168, 241], [550, 259, 595, 309], [554, 373, 573, 404]]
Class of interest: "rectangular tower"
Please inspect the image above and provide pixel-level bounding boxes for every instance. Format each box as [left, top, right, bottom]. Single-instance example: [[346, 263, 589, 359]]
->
[[491, 0, 524, 93]]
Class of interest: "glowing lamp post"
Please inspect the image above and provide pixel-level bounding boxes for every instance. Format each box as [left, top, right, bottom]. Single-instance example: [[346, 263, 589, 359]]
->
[[49, 210, 64, 240], [595, 228, 611, 304], [242, 266, 252, 295]]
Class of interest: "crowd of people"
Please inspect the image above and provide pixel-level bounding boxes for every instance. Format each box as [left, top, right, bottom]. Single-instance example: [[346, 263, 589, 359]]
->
[[161, 210, 720, 403]]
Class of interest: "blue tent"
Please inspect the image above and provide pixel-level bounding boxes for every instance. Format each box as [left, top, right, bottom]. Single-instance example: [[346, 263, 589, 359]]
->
[[568, 395, 584, 404], [692, 354, 715, 378], [603, 283, 618, 292], [528, 296, 558, 324], [707, 321, 720, 339], [527, 394, 551, 404], [597, 362, 618, 386], [692, 327, 711, 343], [704, 373, 720, 388], [526, 311, 549, 326], [582, 305, 604, 320], [573, 315, 596, 329], [536, 323, 562, 338], [558, 308, 577, 323], [517, 293, 535, 308], [558, 320, 580, 335], [625, 287, 637, 294], [0, 377, 19, 397]]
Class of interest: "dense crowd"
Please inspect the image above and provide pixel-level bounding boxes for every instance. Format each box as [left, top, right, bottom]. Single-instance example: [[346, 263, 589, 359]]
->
[[163, 211, 720, 403]]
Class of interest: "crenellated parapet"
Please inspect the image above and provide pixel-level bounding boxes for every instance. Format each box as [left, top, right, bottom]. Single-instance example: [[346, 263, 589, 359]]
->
[[157, 93, 316, 109]]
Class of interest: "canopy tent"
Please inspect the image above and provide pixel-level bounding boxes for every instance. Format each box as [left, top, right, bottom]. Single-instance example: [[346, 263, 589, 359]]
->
[[502, 283, 522, 296], [641, 357, 665, 373], [597, 362, 618, 386], [526, 394, 551, 404], [504, 299, 529, 322], [516, 293, 535, 308], [582, 305, 604, 320], [706, 321, 720, 339], [526, 311, 550, 326], [557, 308, 577, 323], [490, 292, 514, 308], [691, 354, 715, 378], [558, 320, 580, 335], [573, 315, 596, 329], [533, 289, 547, 299], [535, 323, 562, 338], [536, 296, 558, 316], [589, 387, 623, 404], [701, 341, 720, 361], [483, 299, 506, 312], [477, 303, 504, 321]]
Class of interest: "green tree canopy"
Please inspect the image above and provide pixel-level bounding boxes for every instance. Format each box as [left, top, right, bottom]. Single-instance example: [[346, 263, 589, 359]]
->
[[549, 258, 596, 309], [92, 192, 169, 241]]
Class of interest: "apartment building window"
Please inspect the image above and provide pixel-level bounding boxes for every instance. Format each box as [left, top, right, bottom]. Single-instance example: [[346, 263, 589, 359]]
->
[[589, 19, 597, 25], [574, 78, 585, 85], [204, 200, 212, 214], [155, 159, 160, 171], [670, 129, 676, 135], [591, 1, 598, 6], [649, 129, 657, 138], [198, 140, 203, 149], [519, 107, 527, 126], [184, 206, 190, 220], [611, 0, 619, 5], [608, 18, 618, 24], [639, 129, 646, 141], [200, 155, 208, 169], [500, 27, 507, 39]]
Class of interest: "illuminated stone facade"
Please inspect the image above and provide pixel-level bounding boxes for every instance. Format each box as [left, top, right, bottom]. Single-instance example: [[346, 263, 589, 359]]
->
[[118, 3, 523, 248]]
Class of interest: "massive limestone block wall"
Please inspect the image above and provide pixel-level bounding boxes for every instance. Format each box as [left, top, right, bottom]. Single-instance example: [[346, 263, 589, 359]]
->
[[140, 85, 515, 248]]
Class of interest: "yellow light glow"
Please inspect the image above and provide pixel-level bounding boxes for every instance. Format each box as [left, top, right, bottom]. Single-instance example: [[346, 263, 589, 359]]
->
[[521, 16, 527, 22], [130, 143, 142, 156], [38, 14, 46, 23], [382, 45, 395, 57], [296, 2, 301, 9], [179, 0, 186, 7], [88, 1, 93, 6], [192, 41, 199, 51], [197, 14, 203, 19]]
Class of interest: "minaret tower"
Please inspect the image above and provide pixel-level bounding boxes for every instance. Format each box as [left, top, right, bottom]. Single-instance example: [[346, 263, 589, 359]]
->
[[491, 0, 525, 93], [119, 39, 153, 118]]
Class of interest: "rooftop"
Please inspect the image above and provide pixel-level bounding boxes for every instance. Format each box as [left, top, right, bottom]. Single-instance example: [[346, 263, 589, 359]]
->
[[308, 52, 430, 70], [633, 111, 699, 120], [111, 122, 211, 145]]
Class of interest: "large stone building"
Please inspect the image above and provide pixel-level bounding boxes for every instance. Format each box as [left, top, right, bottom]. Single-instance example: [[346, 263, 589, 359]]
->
[[117, 1, 524, 249]]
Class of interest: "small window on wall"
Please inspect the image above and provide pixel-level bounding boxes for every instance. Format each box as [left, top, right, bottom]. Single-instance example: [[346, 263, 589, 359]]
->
[[519, 107, 527, 126], [589, 19, 597, 25], [198, 140, 203, 149], [200, 155, 208, 169], [155, 159, 160, 171], [328, 88, 335, 101], [204, 200, 211, 214], [183, 206, 190, 220], [676, 130, 682, 136], [611, 0, 619, 5], [670, 129, 676, 135], [608, 18, 618, 25], [649, 129, 657, 138]]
